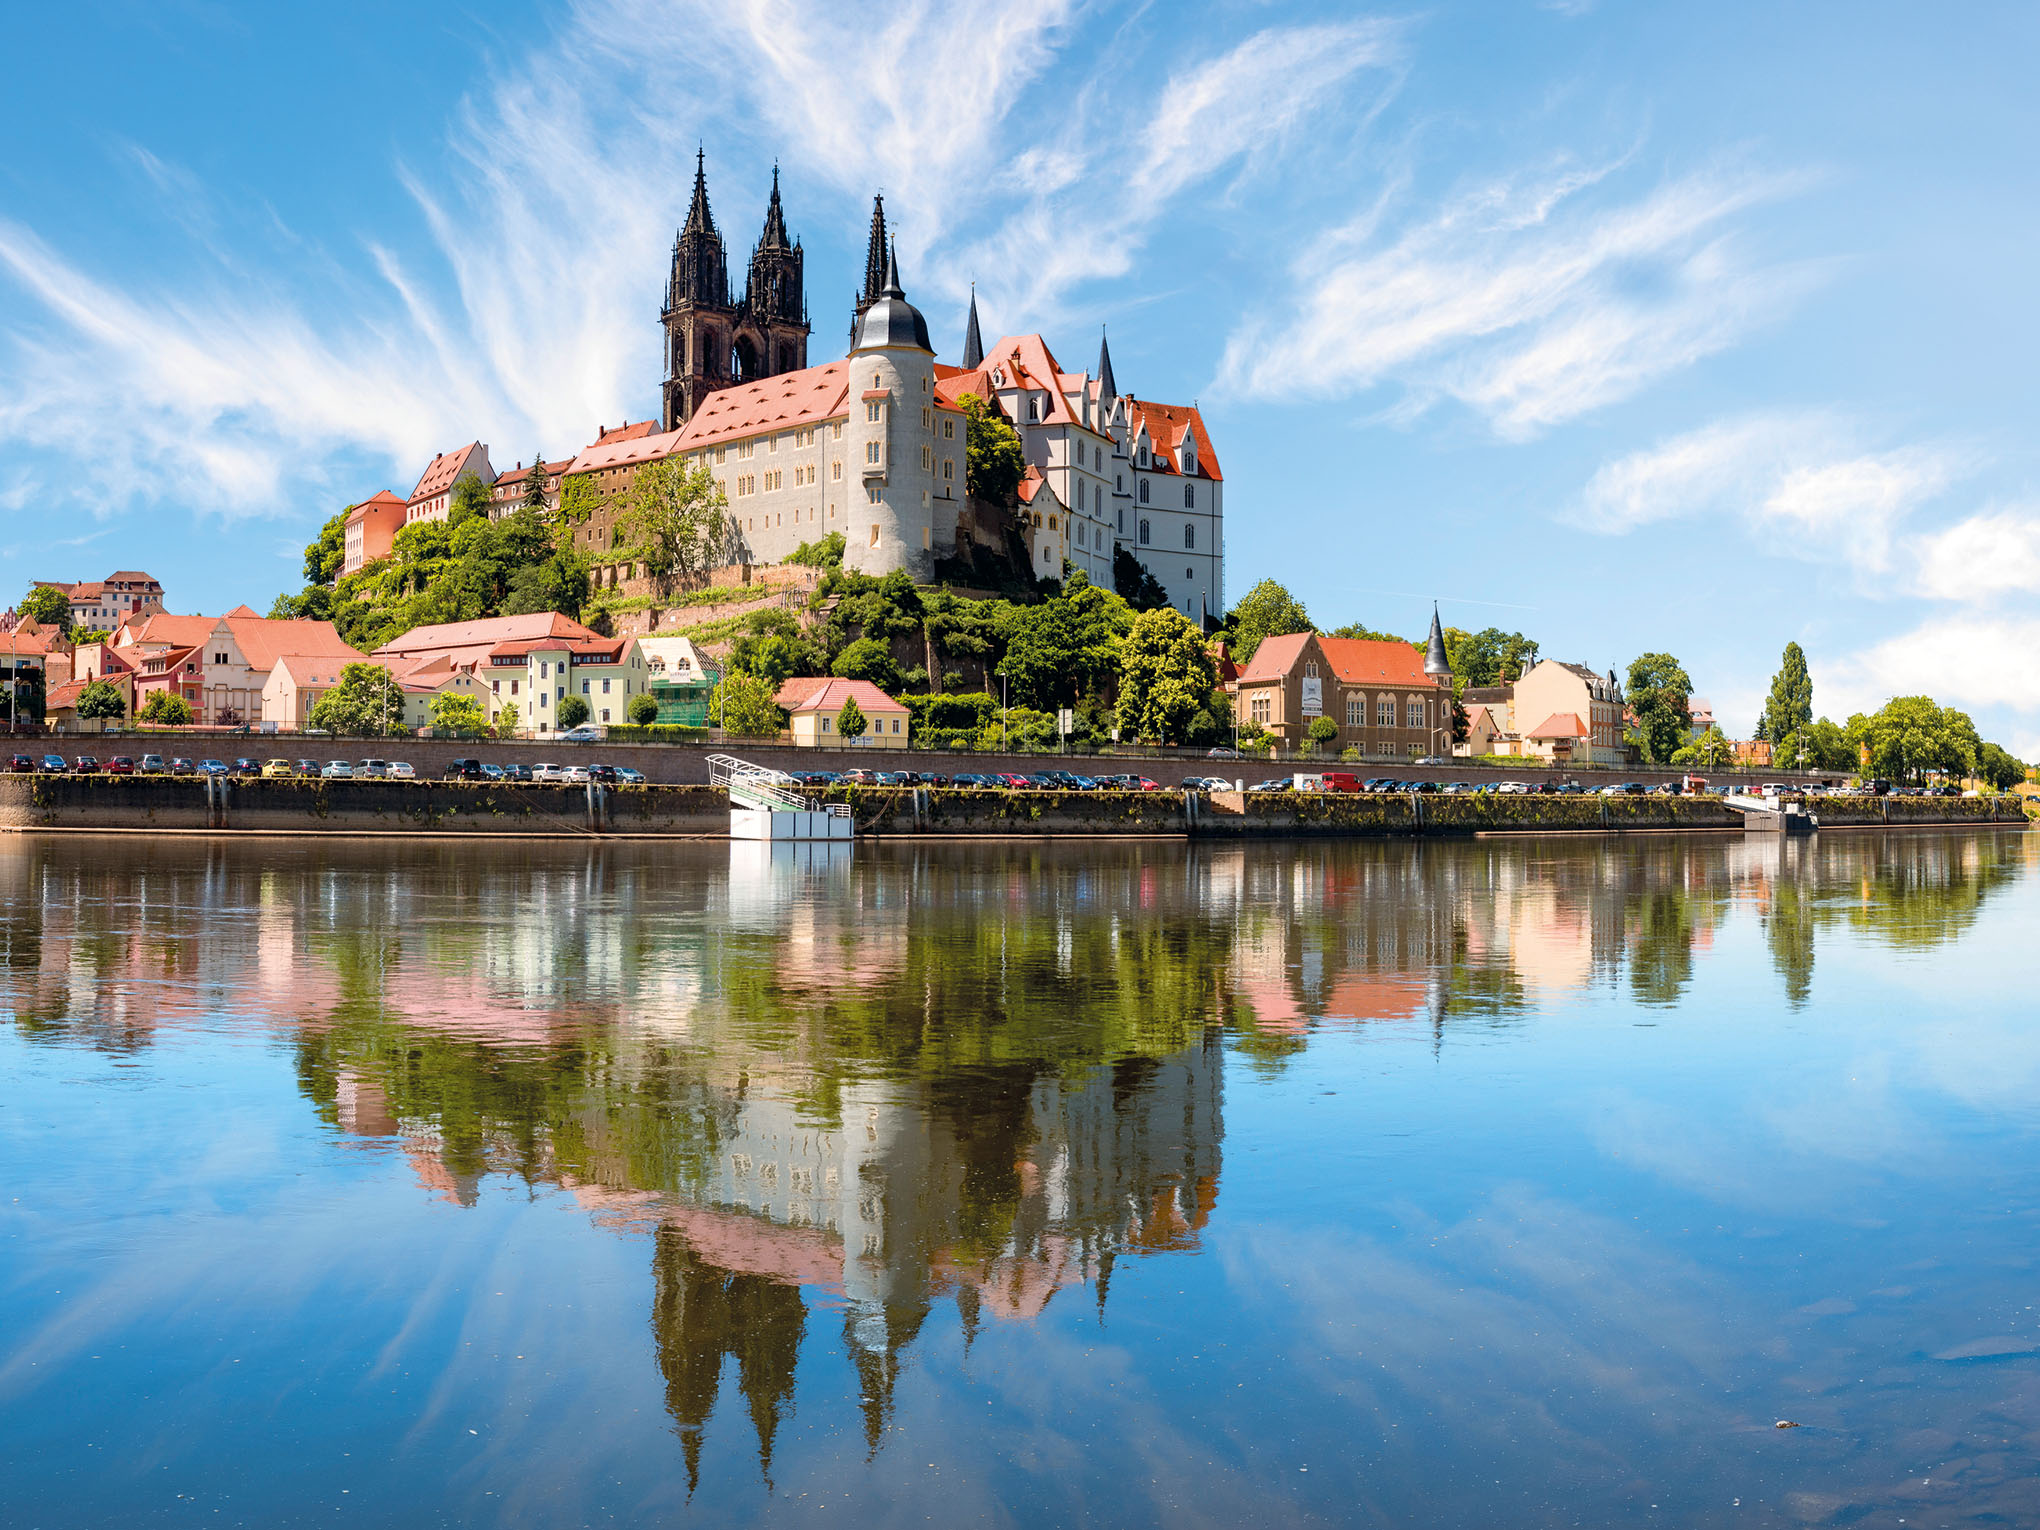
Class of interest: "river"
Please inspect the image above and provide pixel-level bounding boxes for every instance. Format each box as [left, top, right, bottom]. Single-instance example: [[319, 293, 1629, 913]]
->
[[2, 829, 2036, 1527]]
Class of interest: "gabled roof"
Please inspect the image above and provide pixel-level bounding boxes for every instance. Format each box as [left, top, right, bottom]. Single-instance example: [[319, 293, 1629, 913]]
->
[[1235, 631, 1315, 685], [373, 612, 601, 663], [774, 677, 904, 715], [346, 491, 405, 525], [116, 612, 218, 651], [1525, 712, 1588, 740], [221, 616, 361, 674], [409, 442, 491, 504], [567, 427, 687, 476], [1122, 398, 1222, 481], [672, 360, 853, 452], [105, 570, 160, 585], [593, 420, 659, 445], [270, 654, 357, 691], [773, 676, 830, 711], [1016, 464, 1062, 507], [1317, 636, 1435, 689], [935, 334, 1103, 436]]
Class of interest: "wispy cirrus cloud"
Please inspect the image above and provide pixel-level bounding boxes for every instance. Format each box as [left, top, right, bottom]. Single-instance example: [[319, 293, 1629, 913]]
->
[[0, 0, 1403, 529], [1215, 158, 1822, 437]]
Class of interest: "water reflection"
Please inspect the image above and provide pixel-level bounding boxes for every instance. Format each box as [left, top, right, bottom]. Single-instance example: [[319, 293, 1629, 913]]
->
[[0, 828, 2031, 1503]]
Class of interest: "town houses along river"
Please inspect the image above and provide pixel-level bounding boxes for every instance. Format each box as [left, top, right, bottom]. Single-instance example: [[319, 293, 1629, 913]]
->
[[4, 829, 2039, 1526]]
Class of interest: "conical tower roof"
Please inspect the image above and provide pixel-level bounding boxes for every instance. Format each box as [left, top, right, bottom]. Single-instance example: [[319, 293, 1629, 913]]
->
[[962, 284, 985, 369], [682, 147, 716, 237], [758, 163, 791, 249], [1096, 326, 1118, 400], [861, 194, 889, 303], [853, 241, 931, 352], [1424, 604, 1451, 680]]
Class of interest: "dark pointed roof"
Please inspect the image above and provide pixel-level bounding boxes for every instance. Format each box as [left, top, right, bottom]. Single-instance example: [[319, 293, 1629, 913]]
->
[[758, 163, 791, 249], [861, 194, 889, 303], [962, 285, 985, 369], [852, 241, 931, 352], [682, 147, 716, 237], [1096, 327, 1117, 400], [1425, 604, 1451, 679]]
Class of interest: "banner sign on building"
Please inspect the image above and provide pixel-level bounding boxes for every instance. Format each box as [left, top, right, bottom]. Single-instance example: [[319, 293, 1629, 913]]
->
[[1301, 676, 1322, 717]]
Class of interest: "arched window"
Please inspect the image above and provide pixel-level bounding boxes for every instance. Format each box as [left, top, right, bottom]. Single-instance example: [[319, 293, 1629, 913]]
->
[[1138, 479, 1150, 504], [1183, 483, 1194, 508], [1138, 519, 1151, 545], [1184, 523, 1195, 549]]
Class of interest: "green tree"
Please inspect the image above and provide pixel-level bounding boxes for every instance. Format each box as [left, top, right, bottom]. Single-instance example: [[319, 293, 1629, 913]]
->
[[788, 531, 845, 568], [1225, 579, 1311, 665], [447, 472, 495, 528], [1116, 607, 1218, 745], [1112, 545, 1171, 611], [1326, 620, 1407, 643], [429, 692, 490, 736], [1848, 696, 1980, 782], [1448, 628, 1540, 688], [1306, 715, 1340, 755], [1671, 726, 1734, 769], [521, 458, 549, 513], [556, 693, 591, 730], [627, 693, 659, 726], [503, 551, 591, 618], [309, 662, 408, 737], [836, 695, 868, 742], [137, 691, 193, 726], [714, 671, 782, 738], [1762, 641, 1814, 744], [1976, 741, 2028, 791], [495, 702, 520, 739], [958, 392, 1024, 505], [75, 680, 127, 721], [18, 584, 73, 635], [997, 570, 1130, 709], [1802, 716, 1857, 772], [616, 459, 737, 594], [832, 636, 902, 693], [557, 473, 604, 539], [1624, 652, 1693, 764], [304, 509, 351, 586]]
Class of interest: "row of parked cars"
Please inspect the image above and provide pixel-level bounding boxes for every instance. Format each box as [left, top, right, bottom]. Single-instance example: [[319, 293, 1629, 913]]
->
[[441, 760, 646, 785], [787, 768, 1169, 791]]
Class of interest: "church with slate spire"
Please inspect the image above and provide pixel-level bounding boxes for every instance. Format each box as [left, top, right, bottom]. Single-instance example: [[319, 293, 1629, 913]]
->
[[661, 153, 811, 432]]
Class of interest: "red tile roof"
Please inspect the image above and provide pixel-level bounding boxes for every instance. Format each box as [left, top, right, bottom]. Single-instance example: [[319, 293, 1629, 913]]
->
[[593, 420, 659, 444], [1525, 712, 1588, 739], [774, 676, 829, 711], [1316, 636, 1432, 688], [568, 427, 687, 476], [672, 361, 852, 453], [1123, 398, 1222, 481], [1234, 632, 1314, 685], [409, 442, 491, 504], [774, 677, 905, 715]]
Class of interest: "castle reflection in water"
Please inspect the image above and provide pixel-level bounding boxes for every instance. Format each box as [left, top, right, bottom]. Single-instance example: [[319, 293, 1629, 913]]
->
[[1, 829, 2029, 1484]]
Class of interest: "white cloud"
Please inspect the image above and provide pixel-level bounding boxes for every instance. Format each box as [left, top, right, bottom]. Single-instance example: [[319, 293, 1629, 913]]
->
[[1822, 613, 2040, 720], [0, 0, 1395, 526], [1909, 509, 2040, 603], [1573, 414, 1971, 577], [1216, 160, 1820, 437]]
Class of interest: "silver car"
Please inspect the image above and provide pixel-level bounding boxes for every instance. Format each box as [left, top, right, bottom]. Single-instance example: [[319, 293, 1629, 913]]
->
[[321, 760, 354, 779]]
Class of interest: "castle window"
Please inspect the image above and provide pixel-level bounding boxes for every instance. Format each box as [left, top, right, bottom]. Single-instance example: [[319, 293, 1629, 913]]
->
[[1185, 566, 1194, 580], [873, 373, 881, 388], [1138, 480, 1150, 503], [1305, 661, 1318, 678], [1138, 519, 1151, 545], [1183, 484, 1195, 508], [867, 486, 882, 504], [1048, 516, 1057, 530], [1377, 698, 1394, 727], [832, 461, 843, 481], [831, 423, 843, 440], [866, 442, 880, 464], [943, 419, 954, 439], [921, 445, 932, 469], [870, 523, 880, 546], [1116, 474, 1123, 492], [1347, 696, 1364, 727], [1408, 700, 1424, 728], [1117, 508, 1124, 532], [921, 407, 931, 429], [1184, 523, 1195, 549], [1027, 397, 1039, 421], [866, 402, 881, 422], [942, 459, 953, 481]]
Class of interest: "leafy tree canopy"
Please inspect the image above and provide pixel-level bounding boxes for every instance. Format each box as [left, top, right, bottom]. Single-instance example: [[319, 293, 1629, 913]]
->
[[627, 693, 659, 726], [1976, 740, 2029, 791], [617, 458, 740, 594], [18, 584, 73, 635], [1762, 641, 1814, 744], [832, 636, 903, 694], [304, 510, 350, 587], [958, 392, 1024, 506], [1116, 606, 1217, 746], [1625, 652, 1694, 765], [429, 692, 490, 737], [75, 680, 127, 720], [1112, 545, 1171, 612], [309, 663, 408, 737], [556, 694, 591, 729], [787, 531, 845, 569], [1225, 580, 1310, 665], [138, 691, 194, 726], [1671, 726, 1735, 770], [714, 671, 782, 738], [1847, 696, 1981, 782], [836, 695, 868, 740], [997, 569, 1131, 709], [1448, 627, 1540, 688]]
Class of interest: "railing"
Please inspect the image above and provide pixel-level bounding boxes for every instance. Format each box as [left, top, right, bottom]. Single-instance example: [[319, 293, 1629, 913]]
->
[[706, 753, 808, 813]]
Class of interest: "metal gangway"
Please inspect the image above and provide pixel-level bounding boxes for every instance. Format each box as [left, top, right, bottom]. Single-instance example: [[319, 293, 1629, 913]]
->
[[707, 754, 852, 837], [1723, 791, 1818, 834]]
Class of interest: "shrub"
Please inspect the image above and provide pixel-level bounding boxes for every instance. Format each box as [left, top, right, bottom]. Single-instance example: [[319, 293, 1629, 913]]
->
[[627, 693, 659, 725]]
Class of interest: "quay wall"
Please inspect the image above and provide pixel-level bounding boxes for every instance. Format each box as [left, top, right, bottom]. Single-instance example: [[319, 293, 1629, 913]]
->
[[1, 778, 2022, 837]]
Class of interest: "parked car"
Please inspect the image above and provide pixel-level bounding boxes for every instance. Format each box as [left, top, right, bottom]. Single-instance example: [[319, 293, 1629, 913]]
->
[[994, 773, 1031, 788], [169, 758, 196, 776], [386, 761, 416, 780], [478, 763, 505, 781], [1206, 747, 1242, 759], [615, 767, 645, 785], [137, 754, 167, 775], [261, 760, 294, 778], [230, 758, 261, 778], [558, 765, 589, 784], [1248, 778, 1293, 793], [792, 770, 839, 787], [443, 759, 487, 780], [950, 772, 991, 788], [530, 763, 567, 783], [72, 756, 101, 774], [102, 756, 136, 776], [558, 724, 603, 742], [839, 769, 882, 785], [320, 760, 354, 779], [295, 759, 320, 777], [196, 760, 228, 776], [586, 764, 619, 785], [8, 754, 34, 774], [1181, 776, 1232, 792], [40, 754, 69, 774], [496, 763, 529, 783]]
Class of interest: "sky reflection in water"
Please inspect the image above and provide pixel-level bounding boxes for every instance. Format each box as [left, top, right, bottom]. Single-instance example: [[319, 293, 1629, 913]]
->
[[2, 830, 2038, 1529]]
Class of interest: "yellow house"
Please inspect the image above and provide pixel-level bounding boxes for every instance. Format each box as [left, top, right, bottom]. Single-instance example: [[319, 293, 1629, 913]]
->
[[774, 677, 909, 748]]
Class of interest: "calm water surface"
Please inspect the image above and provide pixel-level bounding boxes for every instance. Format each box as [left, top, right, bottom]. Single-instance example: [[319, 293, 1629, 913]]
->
[[3, 829, 2038, 1528]]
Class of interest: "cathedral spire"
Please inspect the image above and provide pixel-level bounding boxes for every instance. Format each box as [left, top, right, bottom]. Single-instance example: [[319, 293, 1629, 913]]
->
[[758, 162, 790, 249], [682, 146, 716, 237], [1425, 603, 1452, 683], [962, 283, 984, 369], [862, 194, 889, 302], [1096, 325, 1118, 402]]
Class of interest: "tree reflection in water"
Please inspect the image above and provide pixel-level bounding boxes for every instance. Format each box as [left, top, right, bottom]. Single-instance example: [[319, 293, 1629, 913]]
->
[[0, 827, 2029, 1485]]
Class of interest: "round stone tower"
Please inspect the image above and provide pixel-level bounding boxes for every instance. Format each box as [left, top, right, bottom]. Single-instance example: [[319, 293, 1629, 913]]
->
[[844, 243, 937, 578]]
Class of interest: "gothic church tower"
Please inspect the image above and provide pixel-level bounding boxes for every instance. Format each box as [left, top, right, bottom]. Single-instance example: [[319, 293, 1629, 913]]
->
[[662, 154, 809, 432]]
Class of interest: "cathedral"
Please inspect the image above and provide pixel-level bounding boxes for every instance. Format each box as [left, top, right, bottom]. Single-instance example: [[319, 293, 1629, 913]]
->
[[636, 156, 1226, 620]]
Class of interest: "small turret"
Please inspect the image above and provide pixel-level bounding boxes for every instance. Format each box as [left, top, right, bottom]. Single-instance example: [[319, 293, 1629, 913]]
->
[[1424, 603, 1452, 684]]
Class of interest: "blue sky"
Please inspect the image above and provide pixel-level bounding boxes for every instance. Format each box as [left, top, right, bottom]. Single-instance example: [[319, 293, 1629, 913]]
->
[[4, 1, 2037, 752]]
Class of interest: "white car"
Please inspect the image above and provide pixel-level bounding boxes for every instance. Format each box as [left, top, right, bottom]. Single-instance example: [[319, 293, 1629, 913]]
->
[[559, 724, 603, 742], [559, 765, 590, 784], [320, 760, 354, 779], [530, 762, 567, 783], [387, 761, 415, 780]]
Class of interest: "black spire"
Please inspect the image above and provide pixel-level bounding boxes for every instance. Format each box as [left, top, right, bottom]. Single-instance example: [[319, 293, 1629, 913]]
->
[[861, 194, 889, 302], [1096, 326, 1118, 400], [682, 146, 715, 237], [962, 284, 985, 369], [1425, 603, 1451, 681], [758, 163, 790, 249]]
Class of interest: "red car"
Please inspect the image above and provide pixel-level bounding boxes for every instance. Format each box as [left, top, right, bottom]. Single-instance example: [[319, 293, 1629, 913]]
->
[[995, 772, 1031, 788], [103, 756, 136, 775]]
